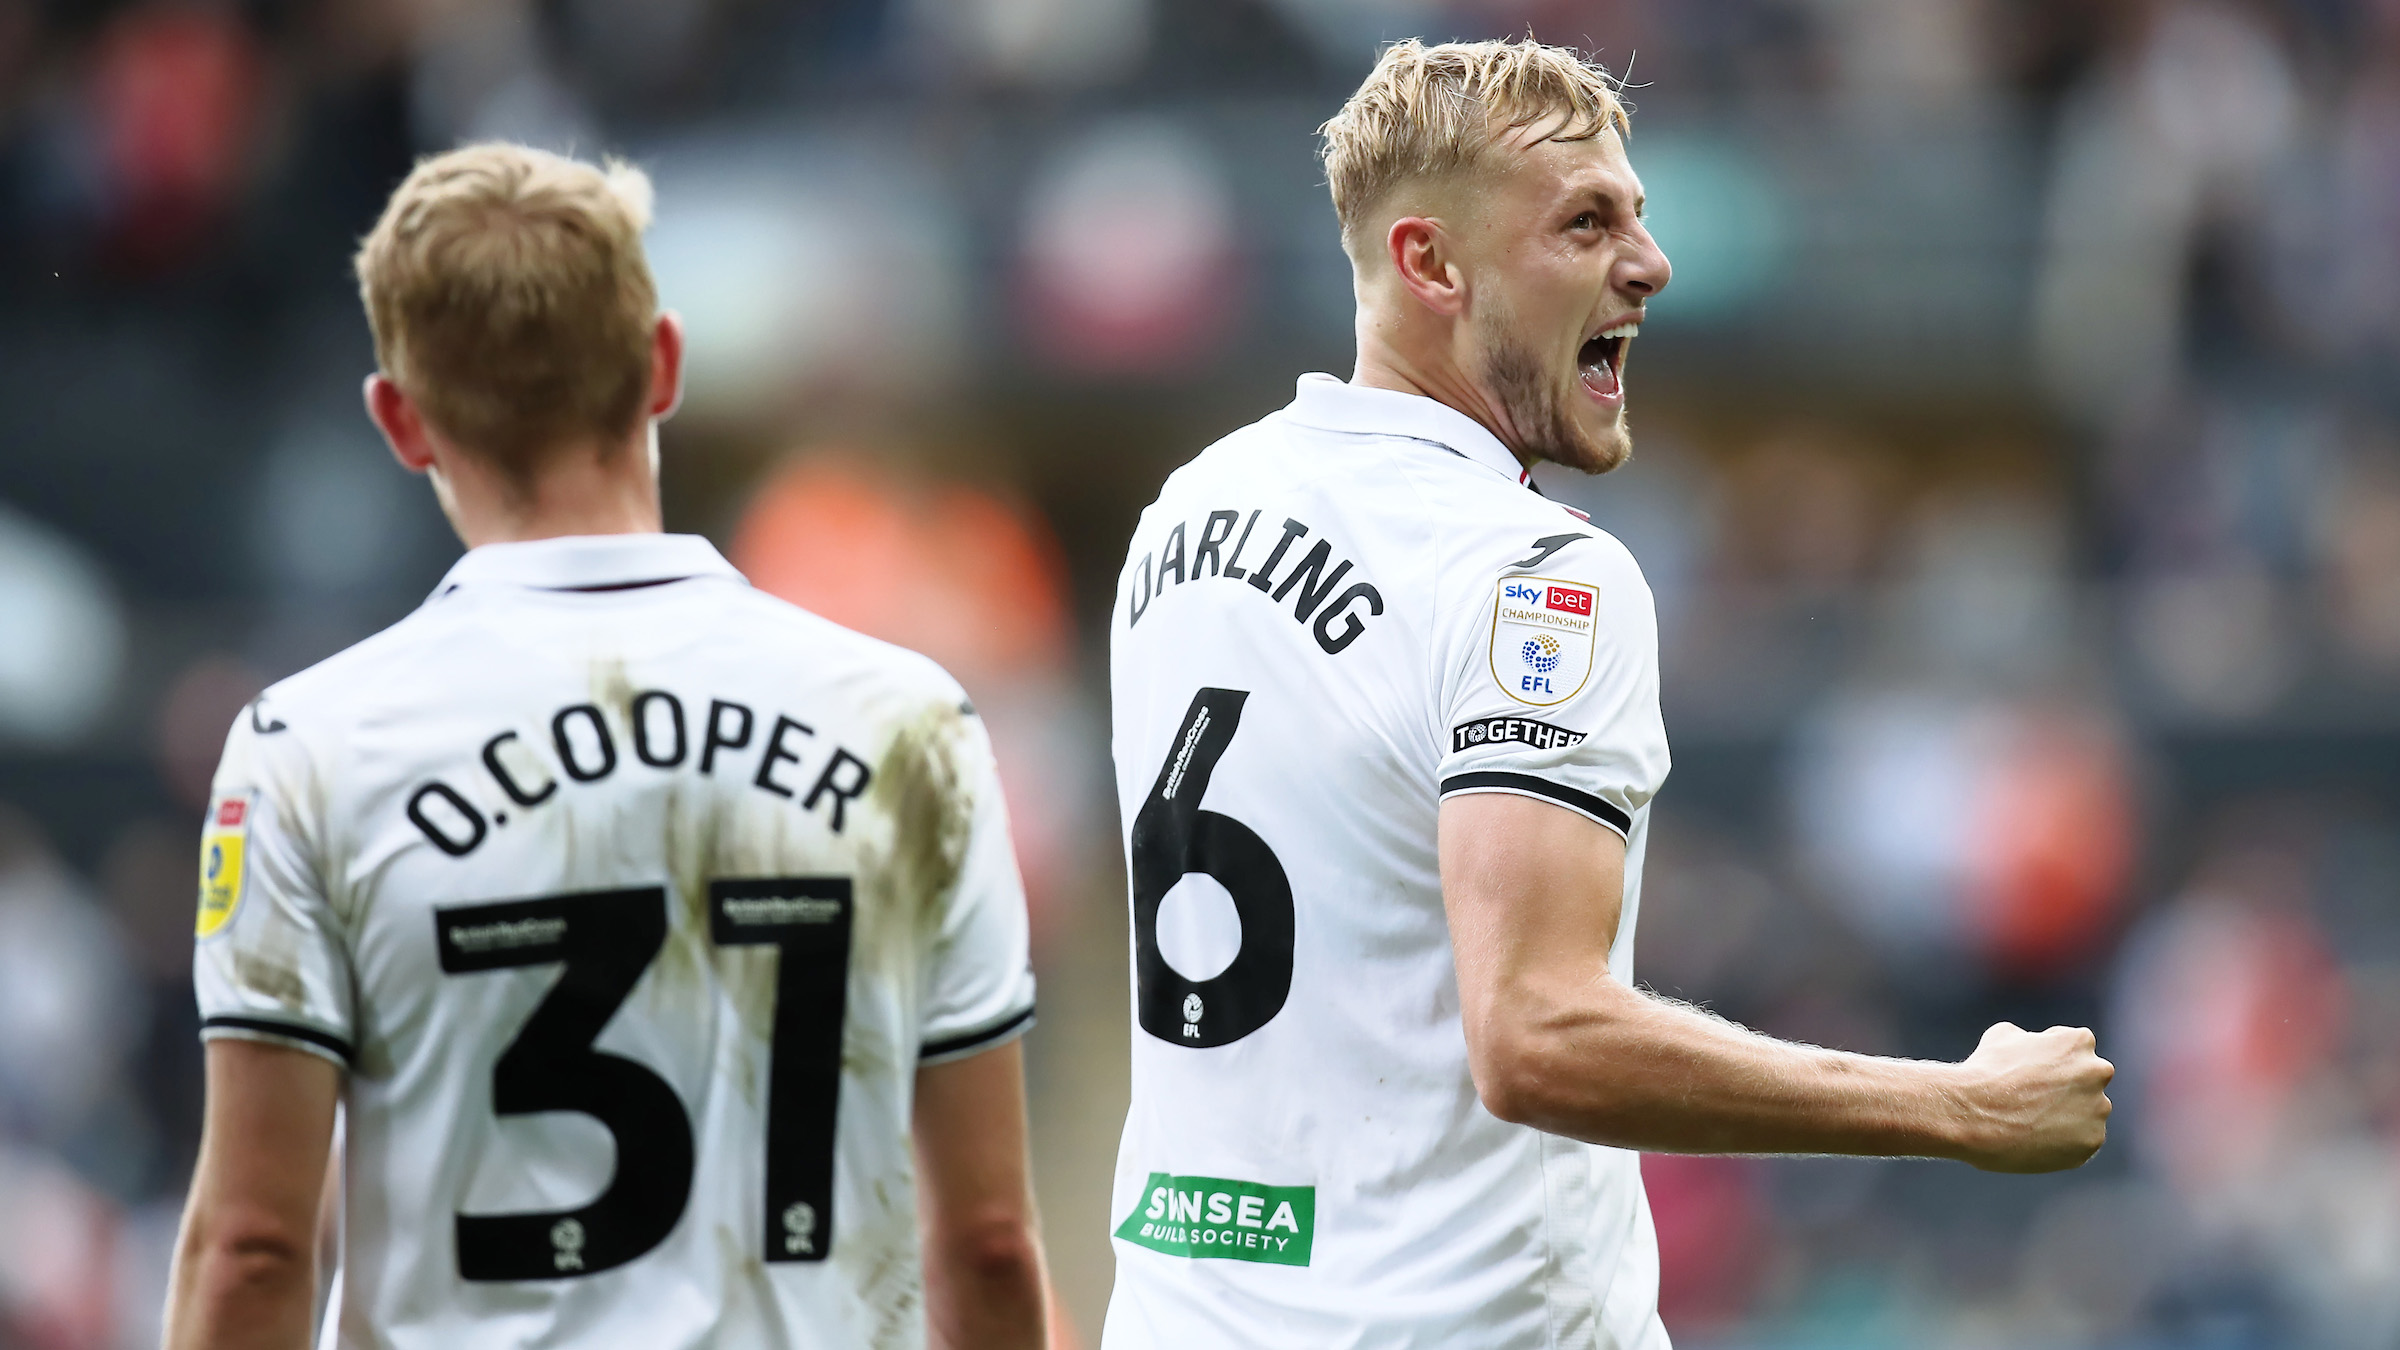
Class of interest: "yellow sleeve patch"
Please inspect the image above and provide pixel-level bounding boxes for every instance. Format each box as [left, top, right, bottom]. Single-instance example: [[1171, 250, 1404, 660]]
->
[[196, 793, 253, 938]]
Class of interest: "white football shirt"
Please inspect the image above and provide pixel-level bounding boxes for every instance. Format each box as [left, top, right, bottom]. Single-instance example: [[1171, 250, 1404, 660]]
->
[[194, 533, 1035, 1350], [1104, 375, 1673, 1349]]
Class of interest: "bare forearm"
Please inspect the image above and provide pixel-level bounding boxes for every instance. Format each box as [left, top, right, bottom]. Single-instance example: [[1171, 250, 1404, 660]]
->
[[913, 1044, 1047, 1349], [924, 1225, 1047, 1350], [1480, 981, 1973, 1159], [169, 1041, 340, 1350], [164, 1227, 316, 1350], [1445, 794, 2111, 1171]]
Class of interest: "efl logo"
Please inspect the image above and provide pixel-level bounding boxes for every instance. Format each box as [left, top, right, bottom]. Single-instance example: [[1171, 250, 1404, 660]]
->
[[1545, 586, 1593, 616], [216, 800, 247, 828]]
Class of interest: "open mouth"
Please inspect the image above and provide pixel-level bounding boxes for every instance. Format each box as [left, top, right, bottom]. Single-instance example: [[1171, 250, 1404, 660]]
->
[[1578, 320, 1638, 405]]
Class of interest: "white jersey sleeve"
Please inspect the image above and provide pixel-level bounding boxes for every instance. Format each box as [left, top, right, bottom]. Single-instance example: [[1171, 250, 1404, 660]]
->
[[916, 706, 1036, 1064], [193, 699, 357, 1067], [1434, 531, 1670, 839]]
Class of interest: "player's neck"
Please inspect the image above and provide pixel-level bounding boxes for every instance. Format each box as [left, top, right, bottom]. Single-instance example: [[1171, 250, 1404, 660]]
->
[[1350, 326, 1538, 473], [436, 427, 665, 549]]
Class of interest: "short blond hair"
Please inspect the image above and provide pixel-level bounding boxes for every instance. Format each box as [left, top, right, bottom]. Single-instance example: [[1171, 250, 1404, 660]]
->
[[1319, 37, 1630, 249], [355, 143, 658, 483]]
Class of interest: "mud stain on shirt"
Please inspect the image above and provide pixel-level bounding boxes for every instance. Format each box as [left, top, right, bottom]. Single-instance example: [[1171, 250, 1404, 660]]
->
[[867, 704, 974, 930]]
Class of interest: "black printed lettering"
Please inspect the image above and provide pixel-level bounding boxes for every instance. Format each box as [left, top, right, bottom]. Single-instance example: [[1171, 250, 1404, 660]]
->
[[1314, 583, 1383, 654], [1193, 511, 1237, 577], [754, 716, 815, 798], [803, 749, 872, 833], [1450, 716, 1587, 754], [482, 731, 558, 807], [631, 691, 687, 768], [1158, 523, 1187, 588], [701, 700, 755, 774], [408, 781, 488, 857], [1127, 553, 1154, 628], [551, 705, 617, 783], [1270, 539, 1353, 622], [1221, 510, 1262, 580], [1245, 519, 1309, 594]]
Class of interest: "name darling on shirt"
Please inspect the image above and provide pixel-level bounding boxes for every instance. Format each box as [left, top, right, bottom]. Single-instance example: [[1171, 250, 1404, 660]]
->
[[1124, 508, 1384, 655]]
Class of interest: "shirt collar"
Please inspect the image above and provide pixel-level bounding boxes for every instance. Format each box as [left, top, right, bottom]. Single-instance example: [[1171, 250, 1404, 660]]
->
[[1280, 373, 1534, 488], [429, 533, 745, 600]]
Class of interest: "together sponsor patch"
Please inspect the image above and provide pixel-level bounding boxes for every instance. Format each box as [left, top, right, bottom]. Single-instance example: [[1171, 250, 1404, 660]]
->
[[1450, 715, 1587, 754], [1115, 1172, 1314, 1266], [195, 793, 253, 939]]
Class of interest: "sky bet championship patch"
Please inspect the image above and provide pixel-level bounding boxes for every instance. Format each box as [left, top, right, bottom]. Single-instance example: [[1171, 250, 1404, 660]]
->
[[1489, 575, 1597, 707], [1115, 1173, 1314, 1266], [195, 792, 253, 939]]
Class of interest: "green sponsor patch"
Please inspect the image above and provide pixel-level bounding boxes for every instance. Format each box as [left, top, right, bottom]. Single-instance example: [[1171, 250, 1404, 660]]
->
[[1113, 1172, 1314, 1266]]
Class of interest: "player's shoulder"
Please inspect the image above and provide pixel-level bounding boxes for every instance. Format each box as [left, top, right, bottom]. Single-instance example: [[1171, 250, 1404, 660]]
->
[[735, 584, 955, 678], [1146, 408, 1308, 507], [713, 584, 975, 722], [1406, 460, 1644, 580], [246, 603, 455, 732]]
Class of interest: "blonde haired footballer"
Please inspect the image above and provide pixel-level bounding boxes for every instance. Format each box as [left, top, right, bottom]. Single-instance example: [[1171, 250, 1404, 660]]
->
[[1102, 38, 2115, 1348], [165, 144, 1049, 1350]]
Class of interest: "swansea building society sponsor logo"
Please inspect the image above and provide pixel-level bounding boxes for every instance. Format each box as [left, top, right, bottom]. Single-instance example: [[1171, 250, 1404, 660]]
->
[[1115, 1172, 1314, 1267], [1450, 716, 1588, 754]]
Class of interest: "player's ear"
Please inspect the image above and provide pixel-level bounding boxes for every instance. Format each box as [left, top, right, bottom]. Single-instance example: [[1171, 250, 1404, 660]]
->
[[1387, 216, 1467, 317], [364, 374, 437, 475], [648, 312, 686, 422]]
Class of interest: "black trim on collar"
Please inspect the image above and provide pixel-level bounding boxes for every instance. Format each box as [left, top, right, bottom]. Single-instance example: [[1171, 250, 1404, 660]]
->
[[548, 575, 698, 593]]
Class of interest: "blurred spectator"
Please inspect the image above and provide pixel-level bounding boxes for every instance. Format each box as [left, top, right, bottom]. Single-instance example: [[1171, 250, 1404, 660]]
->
[[0, 505, 126, 749], [2317, 429, 2400, 676], [2322, 0, 2400, 387], [1016, 117, 1243, 376], [0, 808, 139, 1150], [904, 0, 1151, 87], [2033, 0, 2298, 427], [151, 656, 265, 811], [87, 2, 266, 274], [408, 0, 597, 153], [1790, 691, 2134, 980]]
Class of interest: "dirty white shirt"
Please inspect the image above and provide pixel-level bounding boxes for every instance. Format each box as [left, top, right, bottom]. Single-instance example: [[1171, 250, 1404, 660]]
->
[[194, 533, 1035, 1349]]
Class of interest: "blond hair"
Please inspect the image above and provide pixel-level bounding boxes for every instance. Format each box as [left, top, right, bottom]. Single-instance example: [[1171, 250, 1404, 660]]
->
[[1319, 37, 1630, 249], [355, 143, 659, 484]]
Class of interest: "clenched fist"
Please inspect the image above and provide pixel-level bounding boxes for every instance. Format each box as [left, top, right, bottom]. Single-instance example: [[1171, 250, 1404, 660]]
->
[[1952, 1022, 2115, 1173]]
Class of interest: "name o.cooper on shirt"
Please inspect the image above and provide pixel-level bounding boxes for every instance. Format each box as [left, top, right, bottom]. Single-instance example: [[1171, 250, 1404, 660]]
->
[[401, 689, 877, 860]]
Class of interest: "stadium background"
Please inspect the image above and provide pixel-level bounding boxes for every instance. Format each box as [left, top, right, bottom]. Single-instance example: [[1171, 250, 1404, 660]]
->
[[2, 0, 2398, 1345]]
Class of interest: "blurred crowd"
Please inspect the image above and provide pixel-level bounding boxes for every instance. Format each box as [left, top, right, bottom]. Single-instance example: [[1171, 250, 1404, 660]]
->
[[3, 1, 2398, 1347]]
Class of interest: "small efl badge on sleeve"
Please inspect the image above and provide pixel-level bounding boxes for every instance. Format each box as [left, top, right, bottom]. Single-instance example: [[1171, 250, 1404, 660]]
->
[[1489, 576, 1598, 707], [195, 793, 253, 939]]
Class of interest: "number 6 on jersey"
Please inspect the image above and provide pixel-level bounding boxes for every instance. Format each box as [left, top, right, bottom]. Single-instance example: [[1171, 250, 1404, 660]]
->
[[1130, 688, 1295, 1048]]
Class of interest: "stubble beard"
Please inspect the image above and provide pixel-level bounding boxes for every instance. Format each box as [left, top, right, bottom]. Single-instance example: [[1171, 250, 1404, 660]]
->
[[1477, 311, 1632, 477]]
